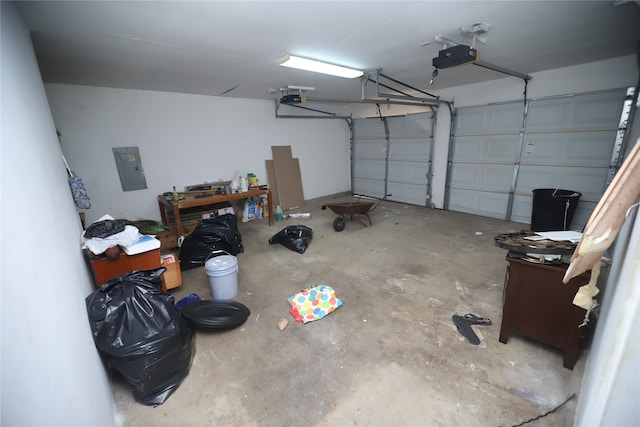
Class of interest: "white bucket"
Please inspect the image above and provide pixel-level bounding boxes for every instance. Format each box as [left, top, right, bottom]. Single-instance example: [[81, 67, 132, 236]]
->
[[204, 253, 239, 300]]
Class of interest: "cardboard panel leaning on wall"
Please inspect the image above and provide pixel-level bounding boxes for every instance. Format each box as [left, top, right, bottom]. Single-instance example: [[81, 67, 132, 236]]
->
[[271, 145, 305, 210]]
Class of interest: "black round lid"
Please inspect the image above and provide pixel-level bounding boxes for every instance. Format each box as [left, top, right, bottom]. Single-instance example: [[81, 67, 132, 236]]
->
[[180, 300, 250, 329]]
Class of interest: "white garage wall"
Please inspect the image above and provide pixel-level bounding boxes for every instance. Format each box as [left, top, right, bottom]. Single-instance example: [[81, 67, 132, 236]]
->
[[45, 84, 352, 225], [1, 4, 115, 426]]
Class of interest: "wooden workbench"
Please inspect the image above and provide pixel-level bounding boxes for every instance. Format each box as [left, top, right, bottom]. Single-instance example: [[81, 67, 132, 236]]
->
[[157, 188, 273, 236]]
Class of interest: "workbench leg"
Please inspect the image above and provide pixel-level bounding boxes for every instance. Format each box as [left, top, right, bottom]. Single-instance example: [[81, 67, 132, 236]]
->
[[172, 203, 186, 236], [158, 200, 168, 225], [267, 190, 274, 226]]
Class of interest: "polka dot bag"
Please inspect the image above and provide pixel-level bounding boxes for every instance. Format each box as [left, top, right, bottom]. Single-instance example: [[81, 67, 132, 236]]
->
[[287, 285, 343, 323]]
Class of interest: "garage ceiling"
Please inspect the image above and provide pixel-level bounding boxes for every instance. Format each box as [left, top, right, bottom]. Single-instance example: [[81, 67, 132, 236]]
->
[[16, 1, 640, 102]]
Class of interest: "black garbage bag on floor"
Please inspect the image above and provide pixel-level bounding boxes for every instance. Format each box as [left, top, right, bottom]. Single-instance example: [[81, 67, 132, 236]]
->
[[269, 225, 313, 254], [85, 268, 194, 406], [179, 214, 244, 270]]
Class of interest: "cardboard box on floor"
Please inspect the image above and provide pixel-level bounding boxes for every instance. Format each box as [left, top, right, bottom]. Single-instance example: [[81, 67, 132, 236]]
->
[[161, 252, 182, 289], [267, 145, 304, 210]]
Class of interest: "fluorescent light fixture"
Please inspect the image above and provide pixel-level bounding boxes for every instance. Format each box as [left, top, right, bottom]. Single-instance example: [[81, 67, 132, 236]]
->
[[279, 55, 363, 79], [288, 85, 315, 91]]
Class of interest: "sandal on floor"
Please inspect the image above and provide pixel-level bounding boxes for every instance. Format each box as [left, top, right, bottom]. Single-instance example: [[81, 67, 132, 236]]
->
[[464, 313, 492, 326], [452, 314, 481, 345]]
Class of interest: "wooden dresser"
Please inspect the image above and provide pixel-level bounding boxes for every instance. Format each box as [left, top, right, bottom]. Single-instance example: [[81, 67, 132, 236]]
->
[[499, 255, 591, 369]]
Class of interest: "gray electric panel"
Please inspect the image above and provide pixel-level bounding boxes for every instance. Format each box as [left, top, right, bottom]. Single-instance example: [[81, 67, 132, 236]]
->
[[113, 147, 147, 191]]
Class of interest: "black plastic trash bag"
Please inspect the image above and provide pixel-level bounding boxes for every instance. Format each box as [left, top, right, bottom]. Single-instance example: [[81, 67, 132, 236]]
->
[[85, 268, 194, 406], [269, 225, 313, 254], [84, 218, 130, 238], [179, 214, 244, 270]]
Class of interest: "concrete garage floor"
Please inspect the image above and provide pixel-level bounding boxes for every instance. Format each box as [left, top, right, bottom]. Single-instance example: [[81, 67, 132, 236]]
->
[[113, 194, 586, 427]]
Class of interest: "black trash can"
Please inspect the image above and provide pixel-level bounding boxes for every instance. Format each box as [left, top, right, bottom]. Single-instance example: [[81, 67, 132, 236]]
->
[[530, 189, 582, 231]]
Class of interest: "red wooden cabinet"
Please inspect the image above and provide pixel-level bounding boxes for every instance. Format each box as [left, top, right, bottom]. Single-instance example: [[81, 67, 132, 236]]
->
[[87, 248, 162, 286]]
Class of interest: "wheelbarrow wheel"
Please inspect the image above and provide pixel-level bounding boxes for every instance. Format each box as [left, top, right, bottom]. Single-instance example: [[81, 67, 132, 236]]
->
[[333, 216, 345, 232]]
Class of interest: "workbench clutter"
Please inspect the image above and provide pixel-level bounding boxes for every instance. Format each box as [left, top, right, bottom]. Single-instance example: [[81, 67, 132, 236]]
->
[[241, 196, 268, 222], [230, 171, 263, 193], [157, 186, 274, 237]]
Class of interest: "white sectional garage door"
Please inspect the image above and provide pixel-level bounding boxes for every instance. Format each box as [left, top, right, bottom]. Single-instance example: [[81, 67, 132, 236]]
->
[[447, 89, 626, 229], [447, 102, 525, 220], [352, 112, 434, 206], [511, 90, 626, 227]]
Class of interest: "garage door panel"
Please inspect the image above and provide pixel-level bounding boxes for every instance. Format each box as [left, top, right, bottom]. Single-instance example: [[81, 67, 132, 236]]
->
[[527, 91, 624, 131], [448, 188, 509, 219], [510, 195, 534, 224], [450, 165, 478, 187], [571, 201, 597, 231], [387, 112, 433, 136], [353, 158, 386, 180], [516, 165, 608, 200], [455, 103, 525, 134], [522, 131, 616, 165], [353, 178, 386, 197], [452, 135, 520, 162], [353, 114, 432, 207], [388, 160, 428, 184], [387, 181, 427, 206], [354, 118, 387, 138], [389, 138, 431, 160], [450, 163, 514, 191], [573, 98, 622, 128], [448, 102, 523, 218], [353, 139, 387, 159], [526, 103, 568, 131]]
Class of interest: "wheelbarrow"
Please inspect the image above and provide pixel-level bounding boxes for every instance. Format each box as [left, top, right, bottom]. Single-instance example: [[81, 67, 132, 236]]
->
[[325, 194, 389, 232]]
